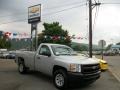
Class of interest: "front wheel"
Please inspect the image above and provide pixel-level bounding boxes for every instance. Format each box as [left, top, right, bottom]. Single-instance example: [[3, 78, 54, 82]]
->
[[53, 69, 68, 89]]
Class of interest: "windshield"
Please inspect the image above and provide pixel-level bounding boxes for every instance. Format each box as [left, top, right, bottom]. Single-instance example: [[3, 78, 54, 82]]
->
[[51, 45, 77, 56]]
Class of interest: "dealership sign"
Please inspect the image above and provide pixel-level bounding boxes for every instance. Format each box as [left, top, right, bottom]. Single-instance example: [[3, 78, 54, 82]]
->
[[28, 4, 41, 23]]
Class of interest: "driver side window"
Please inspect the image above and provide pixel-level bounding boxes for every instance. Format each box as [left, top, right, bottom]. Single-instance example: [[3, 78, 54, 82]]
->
[[39, 45, 51, 56]]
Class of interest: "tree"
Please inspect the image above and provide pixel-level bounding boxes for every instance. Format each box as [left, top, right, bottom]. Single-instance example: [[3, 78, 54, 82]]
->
[[105, 44, 113, 51], [0, 36, 11, 49], [116, 42, 120, 45], [38, 22, 71, 46], [71, 44, 88, 51]]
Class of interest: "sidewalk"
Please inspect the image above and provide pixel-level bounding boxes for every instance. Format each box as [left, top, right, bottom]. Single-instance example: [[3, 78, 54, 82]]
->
[[103, 56, 120, 83], [108, 66, 120, 82]]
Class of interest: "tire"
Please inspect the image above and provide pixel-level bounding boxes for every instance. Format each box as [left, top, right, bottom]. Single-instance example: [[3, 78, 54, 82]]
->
[[18, 61, 27, 74], [53, 69, 68, 89], [6, 56, 8, 59]]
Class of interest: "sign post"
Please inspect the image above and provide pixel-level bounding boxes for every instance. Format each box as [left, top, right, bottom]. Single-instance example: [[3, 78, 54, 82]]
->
[[28, 4, 41, 51], [98, 40, 106, 60]]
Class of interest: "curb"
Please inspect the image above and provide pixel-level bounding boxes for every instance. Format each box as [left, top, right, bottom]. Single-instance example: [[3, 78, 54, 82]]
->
[[108, 67, 120, 83]]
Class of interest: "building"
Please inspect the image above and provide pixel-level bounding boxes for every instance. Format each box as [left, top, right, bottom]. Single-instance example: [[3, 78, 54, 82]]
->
[[111, 45, 120, 52]]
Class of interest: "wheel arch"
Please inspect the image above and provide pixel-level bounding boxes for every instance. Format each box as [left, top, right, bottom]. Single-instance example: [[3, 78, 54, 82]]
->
[[52, 65, 67, 75], [18, 57, 24, 64]]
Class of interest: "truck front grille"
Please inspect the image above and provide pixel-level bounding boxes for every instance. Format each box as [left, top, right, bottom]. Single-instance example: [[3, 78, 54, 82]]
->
[[81, 64, 100, 74]]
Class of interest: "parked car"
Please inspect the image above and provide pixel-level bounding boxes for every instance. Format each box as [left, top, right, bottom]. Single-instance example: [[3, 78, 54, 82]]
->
[[92, 56, 108, 71], [6, 52, 15, 59], [103, 51, 115, 56], [98, 59, 108, 71], [0, 52, 3, 58], [0, 51, 9, 59]]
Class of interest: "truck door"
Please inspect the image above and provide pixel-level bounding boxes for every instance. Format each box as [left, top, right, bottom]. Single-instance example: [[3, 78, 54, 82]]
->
[[35, 45, 53, 75]]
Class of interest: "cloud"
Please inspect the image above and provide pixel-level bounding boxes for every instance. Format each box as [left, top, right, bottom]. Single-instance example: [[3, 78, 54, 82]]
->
[[0, 0, 120, 45]]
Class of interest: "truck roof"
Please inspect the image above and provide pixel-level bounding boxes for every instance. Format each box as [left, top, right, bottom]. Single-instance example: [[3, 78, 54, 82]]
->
[[40, 43, 67, 47]]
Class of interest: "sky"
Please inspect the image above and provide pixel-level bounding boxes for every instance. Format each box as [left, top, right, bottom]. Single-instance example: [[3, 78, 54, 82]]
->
[[0, 0, 120, 46]]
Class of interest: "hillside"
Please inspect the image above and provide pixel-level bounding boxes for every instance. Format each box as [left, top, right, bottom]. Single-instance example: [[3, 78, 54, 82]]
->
[[71, 42, 101, 51], [9, 38, 101, 51], [9, 38, 31, 50]]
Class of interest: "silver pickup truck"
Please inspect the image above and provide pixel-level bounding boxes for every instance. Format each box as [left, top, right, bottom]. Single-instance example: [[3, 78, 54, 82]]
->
[[15, 43, 101, 89]]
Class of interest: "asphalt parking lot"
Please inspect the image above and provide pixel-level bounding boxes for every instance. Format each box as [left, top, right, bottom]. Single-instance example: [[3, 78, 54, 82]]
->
[[0, 59, 120, 90]]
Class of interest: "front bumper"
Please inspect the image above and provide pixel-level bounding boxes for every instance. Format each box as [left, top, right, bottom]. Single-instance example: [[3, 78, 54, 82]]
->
[[68, 71, 101, 83]]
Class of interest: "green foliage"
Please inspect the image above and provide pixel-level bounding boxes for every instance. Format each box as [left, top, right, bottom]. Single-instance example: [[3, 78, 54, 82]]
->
[[116, 42, 120, 45], [71, 44, 88, 51], [71, 42, 101, 51], [105, 44, 113, 51], [38, 22, 71, 46], [0, 37, 11, 49], [10, 39, 31, 50]]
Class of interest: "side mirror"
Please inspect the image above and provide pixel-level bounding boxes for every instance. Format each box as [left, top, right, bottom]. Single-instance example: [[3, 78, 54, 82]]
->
[[41, 51, 51, 57]]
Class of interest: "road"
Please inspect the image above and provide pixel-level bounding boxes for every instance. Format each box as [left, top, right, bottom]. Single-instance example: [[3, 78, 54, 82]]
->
[[0, 59, 120, 90], [97, 55, 120, 82]]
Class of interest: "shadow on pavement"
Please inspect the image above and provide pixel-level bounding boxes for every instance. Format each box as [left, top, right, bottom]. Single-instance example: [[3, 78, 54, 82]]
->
[[23, 71, 93, 90]]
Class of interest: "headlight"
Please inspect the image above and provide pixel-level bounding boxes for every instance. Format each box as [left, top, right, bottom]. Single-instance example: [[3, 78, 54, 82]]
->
[[69, 64, 81, 72]]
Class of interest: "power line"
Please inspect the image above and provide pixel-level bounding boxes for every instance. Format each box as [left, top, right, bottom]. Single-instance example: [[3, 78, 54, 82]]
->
[[93, 1, 120, 26], [0, 19, 27, 25], [93, 4, 100, 30], [43, 4, 86, 16], [0, 3, 86, 25], [101, 3, 120, 5], [92, 1, 120, 28], [0, 1, 86, 19], [45, 1, 86, 10], [85, 0, 89, 40], [1, 1, 119, 25]]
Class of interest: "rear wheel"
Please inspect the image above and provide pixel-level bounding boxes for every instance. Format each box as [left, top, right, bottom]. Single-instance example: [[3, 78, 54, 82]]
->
[[53, 69, 68, 89], [18, 61, 27, 74]]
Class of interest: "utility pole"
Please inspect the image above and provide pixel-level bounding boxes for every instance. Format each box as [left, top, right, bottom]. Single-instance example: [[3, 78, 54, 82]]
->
[[89, 0, 92, 58], [88, 0, 101, 58]]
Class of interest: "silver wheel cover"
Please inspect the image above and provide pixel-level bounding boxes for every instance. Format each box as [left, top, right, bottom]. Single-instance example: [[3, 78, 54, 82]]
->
[[55, 74, 64, 87], [19, 64, 23, 72]]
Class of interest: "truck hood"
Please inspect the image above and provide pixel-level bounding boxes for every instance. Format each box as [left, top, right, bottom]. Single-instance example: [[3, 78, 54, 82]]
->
[[55, 56, 99, 64]]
